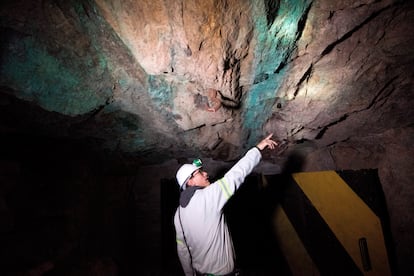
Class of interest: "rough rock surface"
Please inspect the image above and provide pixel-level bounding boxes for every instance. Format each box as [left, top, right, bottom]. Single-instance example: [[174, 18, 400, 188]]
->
[[1, 0, 413, 274]]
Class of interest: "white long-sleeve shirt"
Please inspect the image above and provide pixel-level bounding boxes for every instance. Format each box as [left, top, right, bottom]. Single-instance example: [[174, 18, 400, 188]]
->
[[174, 147, 262, 275]]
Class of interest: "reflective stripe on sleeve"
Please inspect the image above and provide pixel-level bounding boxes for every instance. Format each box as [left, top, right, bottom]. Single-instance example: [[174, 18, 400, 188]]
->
[[218, 178, 232, 199], [176, 238, 184, 246]]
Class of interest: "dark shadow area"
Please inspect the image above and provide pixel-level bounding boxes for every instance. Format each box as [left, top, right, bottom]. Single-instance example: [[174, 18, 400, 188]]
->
[[161, 179, 184, 275], [224, 174, 291, 275], [0, 133, 139, 276], [221, 146, 310, 274]]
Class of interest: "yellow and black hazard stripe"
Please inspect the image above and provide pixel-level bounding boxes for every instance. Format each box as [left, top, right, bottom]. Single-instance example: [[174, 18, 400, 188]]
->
[[265, 170, 395, 276]]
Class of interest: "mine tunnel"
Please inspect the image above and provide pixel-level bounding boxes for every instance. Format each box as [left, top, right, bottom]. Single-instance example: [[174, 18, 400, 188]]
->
[[1, 0, 413, 275]]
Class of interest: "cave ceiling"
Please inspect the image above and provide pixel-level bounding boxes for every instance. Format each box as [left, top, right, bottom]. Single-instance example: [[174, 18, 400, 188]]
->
[[1, 0, 413, 165]]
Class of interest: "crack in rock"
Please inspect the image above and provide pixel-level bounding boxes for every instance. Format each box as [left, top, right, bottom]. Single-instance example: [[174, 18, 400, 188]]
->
[[315, 114, 349, 140], [319, 3, 394, 59], [293, 64, 313, 98], [314, 76, 397, 140]]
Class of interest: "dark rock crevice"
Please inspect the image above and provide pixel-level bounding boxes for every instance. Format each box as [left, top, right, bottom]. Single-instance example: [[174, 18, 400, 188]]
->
[[265, 0, 280, 28], [315, 114, 349, 140], [296, 2, 313, 43], [293, 64, 313, 98]]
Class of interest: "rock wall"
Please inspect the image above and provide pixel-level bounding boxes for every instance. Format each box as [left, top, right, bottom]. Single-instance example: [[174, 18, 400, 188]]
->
[[0, 0, 413, 274]]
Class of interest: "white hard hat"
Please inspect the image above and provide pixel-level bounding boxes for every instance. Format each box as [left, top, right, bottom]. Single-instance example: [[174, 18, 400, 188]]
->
[[176, 160, 202, 190]]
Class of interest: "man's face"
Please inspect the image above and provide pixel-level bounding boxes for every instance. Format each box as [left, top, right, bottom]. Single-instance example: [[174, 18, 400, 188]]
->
[[187, 169, 210, 188]]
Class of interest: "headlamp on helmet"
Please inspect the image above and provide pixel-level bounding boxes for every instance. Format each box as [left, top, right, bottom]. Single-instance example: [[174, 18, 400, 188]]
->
[[176, 158, 203, 190]]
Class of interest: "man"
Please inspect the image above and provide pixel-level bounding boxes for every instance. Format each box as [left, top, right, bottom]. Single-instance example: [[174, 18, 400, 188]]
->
[[174, 134, 278, 276]]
